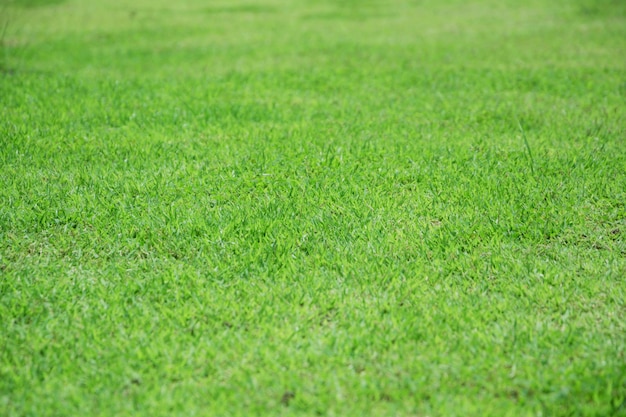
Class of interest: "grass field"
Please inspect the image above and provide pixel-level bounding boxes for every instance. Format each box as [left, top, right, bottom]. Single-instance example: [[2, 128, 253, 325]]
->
[[1, 0, 626, 415]]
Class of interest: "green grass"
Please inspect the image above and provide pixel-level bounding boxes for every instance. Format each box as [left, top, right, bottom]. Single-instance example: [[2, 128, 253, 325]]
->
[[1, 0, 625, 415]]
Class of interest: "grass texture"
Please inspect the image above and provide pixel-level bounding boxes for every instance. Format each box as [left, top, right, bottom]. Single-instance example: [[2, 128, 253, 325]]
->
[[1, 0, 626, 415]]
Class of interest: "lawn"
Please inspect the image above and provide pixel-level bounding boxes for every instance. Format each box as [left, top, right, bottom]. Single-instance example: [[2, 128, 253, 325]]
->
[[1, 0, 625, 415]]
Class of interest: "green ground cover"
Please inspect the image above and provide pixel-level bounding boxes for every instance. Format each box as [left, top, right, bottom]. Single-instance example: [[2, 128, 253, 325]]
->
[[1, 0, 625, 415]]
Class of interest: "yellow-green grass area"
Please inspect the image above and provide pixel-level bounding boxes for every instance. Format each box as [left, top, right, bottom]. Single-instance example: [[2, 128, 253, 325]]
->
[[1, 0, 625, 415]]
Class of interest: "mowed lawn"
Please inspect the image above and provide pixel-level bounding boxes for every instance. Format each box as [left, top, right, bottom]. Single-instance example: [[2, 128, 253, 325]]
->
[[1, 0, 625, 415]]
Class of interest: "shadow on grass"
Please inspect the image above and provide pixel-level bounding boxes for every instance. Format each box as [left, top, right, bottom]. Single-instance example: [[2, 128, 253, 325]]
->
[[1, 0, 67, 74], [10, 0, 66, 8], [204, 5, 277, 15], [577, 0, 626, 17]]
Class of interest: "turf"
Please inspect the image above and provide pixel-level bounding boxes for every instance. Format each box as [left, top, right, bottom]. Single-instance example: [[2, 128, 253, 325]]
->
[[1, 0, 625, 415]]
